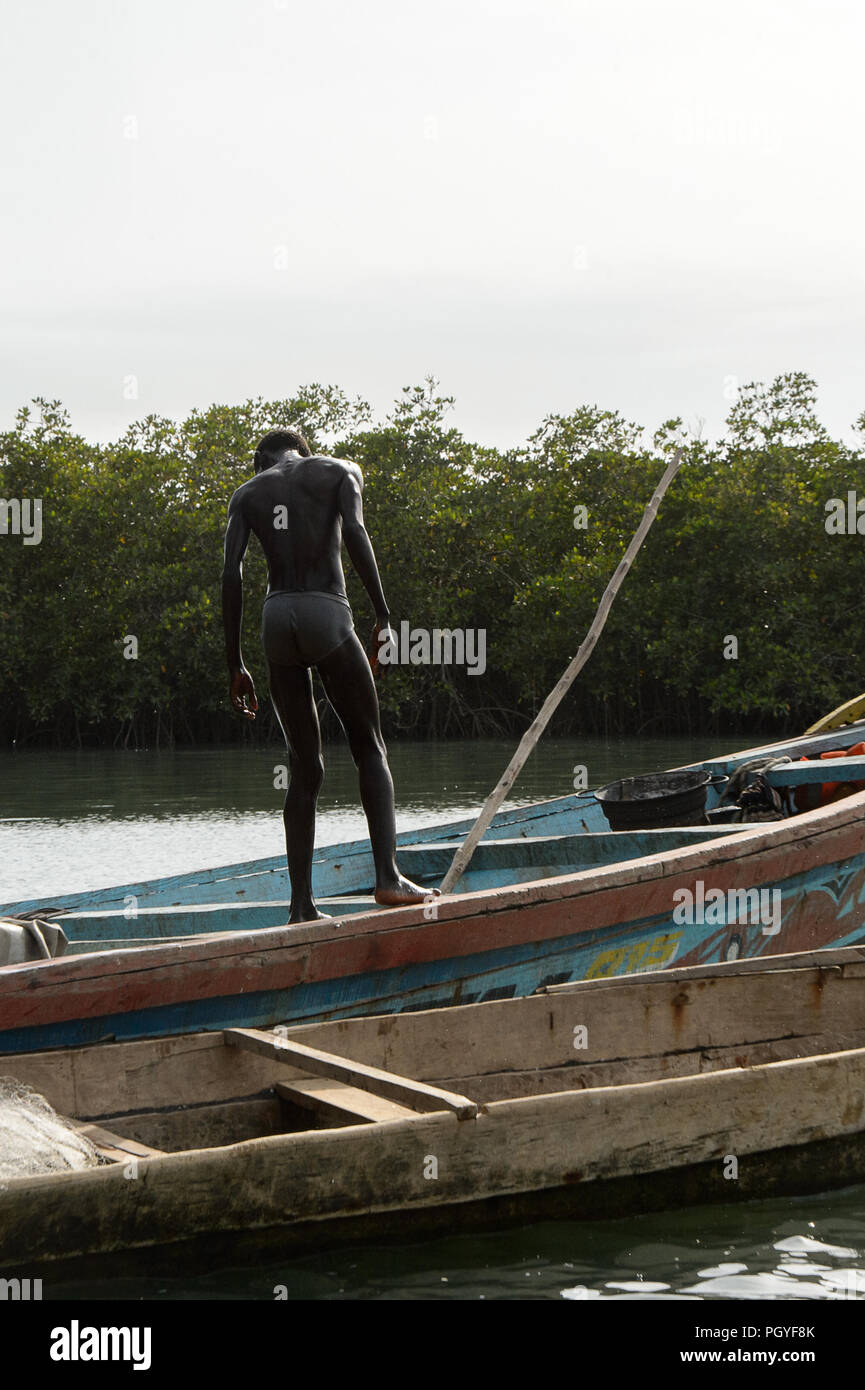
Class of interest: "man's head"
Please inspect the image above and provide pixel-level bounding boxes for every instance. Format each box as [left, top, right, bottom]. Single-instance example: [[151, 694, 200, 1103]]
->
[[254, 428, 312, 472]]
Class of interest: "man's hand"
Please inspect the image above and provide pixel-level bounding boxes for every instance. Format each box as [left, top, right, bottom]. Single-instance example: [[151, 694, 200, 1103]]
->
[[229, 667, 258, 719], [369, 614, 392, 675]]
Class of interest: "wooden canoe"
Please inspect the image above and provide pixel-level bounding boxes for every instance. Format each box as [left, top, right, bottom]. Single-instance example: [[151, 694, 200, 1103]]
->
[[2, 723, 865, 1052], [2, 945, 865, 1274]]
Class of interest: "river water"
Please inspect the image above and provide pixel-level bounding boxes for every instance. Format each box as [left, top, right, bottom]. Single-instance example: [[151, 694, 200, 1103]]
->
[[2, 734, 865, 1301], [0, 734, 744, 902]]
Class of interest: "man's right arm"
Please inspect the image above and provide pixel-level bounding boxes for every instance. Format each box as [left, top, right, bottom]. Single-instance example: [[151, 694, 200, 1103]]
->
[[221, 488, 258, 719], [337, 464, 390, 624]]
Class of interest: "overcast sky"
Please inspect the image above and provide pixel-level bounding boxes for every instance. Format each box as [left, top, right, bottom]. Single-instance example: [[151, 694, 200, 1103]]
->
[[3, 0, 864, 452]]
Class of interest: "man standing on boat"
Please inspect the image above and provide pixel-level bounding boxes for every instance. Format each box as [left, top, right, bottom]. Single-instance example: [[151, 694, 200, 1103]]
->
[[221, 428, 434, 923]]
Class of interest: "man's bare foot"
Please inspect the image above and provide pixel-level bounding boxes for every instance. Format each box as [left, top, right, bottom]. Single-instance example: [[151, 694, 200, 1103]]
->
[[288, 903, 331, 924], [374, 876, 440, 907]]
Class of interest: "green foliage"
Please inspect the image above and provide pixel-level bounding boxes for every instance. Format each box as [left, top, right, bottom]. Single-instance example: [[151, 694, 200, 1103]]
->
[[1, 373, 863, 747]]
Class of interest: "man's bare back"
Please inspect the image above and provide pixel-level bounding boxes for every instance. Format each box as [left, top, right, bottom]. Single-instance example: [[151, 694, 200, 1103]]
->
[[221, 428, 437, 922], [229, 453, 357, 598]]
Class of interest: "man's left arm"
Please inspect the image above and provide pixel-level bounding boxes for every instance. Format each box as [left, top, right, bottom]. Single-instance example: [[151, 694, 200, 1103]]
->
[[221, 489, 258, 720]]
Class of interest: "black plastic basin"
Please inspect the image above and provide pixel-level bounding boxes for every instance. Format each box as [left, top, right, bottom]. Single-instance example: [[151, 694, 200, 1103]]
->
[[595, 770, 712, 830]]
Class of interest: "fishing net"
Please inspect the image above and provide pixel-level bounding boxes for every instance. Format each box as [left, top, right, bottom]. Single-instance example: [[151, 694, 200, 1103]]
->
[[0, 1077, 101, 1180]]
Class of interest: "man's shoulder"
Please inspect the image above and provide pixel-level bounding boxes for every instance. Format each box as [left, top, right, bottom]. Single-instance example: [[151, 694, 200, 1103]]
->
[[306, 455, 362, 487], [228, 477, 255, 508], [307, 453, 359, 473]]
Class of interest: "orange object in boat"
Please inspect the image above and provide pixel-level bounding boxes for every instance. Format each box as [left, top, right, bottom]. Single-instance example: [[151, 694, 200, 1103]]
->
[[793, 742, 865, 812]]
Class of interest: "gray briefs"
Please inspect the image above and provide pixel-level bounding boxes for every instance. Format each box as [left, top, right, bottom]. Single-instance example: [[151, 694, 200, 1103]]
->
[[262, 589, 355, 668]]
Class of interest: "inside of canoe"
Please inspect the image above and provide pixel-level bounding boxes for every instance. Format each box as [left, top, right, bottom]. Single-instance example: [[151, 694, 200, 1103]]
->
[[53, 824, 761, 953], [5, 948, 864, 1163]]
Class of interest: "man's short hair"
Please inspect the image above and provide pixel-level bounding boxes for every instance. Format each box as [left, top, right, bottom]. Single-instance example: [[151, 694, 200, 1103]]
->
[[254, 428, 312, 471]]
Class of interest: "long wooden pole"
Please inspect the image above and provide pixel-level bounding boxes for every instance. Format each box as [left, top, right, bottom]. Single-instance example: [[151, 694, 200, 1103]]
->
[[438, 448, 684, 895]]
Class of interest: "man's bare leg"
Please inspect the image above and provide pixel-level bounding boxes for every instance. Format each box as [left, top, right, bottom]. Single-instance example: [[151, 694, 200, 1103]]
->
[[317, 633, 438, 906], [267, 660, 329, 923]]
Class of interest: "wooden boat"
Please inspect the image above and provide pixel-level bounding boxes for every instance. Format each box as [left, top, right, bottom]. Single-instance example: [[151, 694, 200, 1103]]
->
[[2, 722, 865, 1053], [2, 945, 865, 1275]]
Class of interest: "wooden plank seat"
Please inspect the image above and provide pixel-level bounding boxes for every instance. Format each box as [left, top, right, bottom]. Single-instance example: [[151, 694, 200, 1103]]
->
[[225, 1027, 478, 1120], [762, 756, 865, 786], [72, 1120, 165, 1163], [392, 828, 749, 873], [273, 1078, 417, 1126]]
